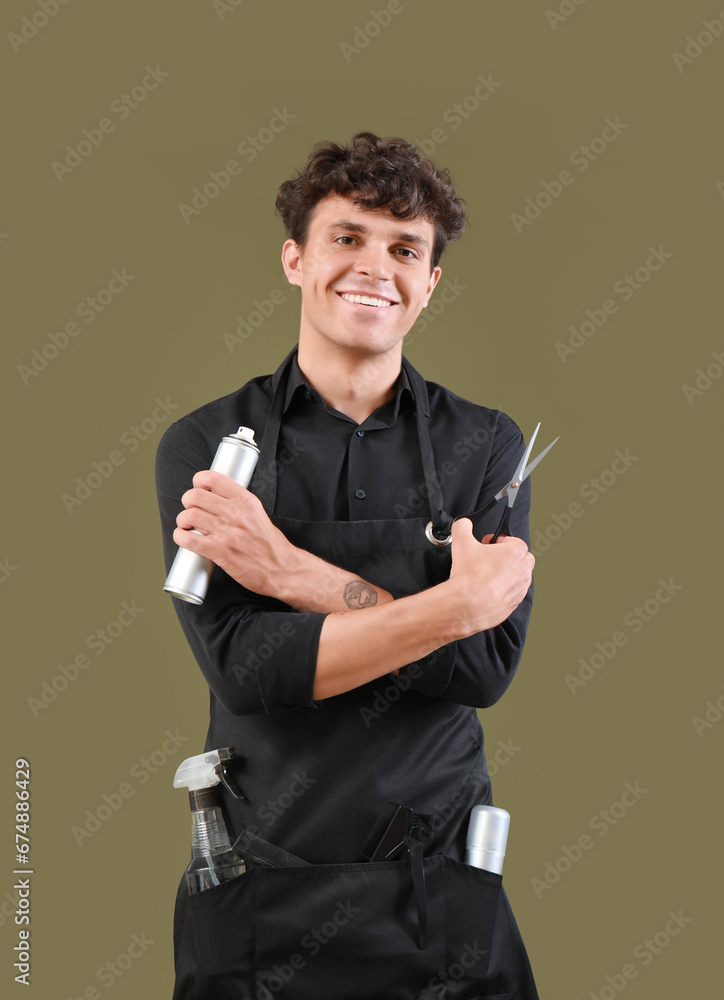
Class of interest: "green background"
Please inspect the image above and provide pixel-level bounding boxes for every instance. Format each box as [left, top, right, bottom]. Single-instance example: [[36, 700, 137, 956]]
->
[[2, 0, 721, 996]]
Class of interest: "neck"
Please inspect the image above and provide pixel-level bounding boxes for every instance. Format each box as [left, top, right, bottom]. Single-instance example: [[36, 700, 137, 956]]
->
[[296, 341, 402, 424]]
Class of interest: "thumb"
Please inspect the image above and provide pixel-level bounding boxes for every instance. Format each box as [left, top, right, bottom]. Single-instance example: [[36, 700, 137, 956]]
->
[[451, 516, 473, 541]]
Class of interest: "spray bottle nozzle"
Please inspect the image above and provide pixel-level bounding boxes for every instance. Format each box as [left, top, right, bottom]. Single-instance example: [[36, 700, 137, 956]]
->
[[173, 747, 244, 800]]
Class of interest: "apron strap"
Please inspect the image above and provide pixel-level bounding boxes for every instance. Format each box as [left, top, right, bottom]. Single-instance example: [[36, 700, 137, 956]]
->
[[408, 824, 428, 950], [252, 346, 454, 542], [400, 357, 454, 542], [250, 345, 298, 515], [361, 803, 432, 951]]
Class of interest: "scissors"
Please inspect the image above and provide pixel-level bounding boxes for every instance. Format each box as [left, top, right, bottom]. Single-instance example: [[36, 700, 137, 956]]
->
[[424, 422, 559, 546], [472, 422, 559, 543]]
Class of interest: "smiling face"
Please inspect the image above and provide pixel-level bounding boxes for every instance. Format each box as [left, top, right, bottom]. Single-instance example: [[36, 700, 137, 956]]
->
[[281, 192, 442, 364]]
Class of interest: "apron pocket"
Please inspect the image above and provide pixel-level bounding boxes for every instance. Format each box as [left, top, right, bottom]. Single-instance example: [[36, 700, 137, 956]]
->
[[254, 857, 448, 1000], [187, 855, 505, 1000], [188, 867, 257, 999], [439, 859, 514, 1000]]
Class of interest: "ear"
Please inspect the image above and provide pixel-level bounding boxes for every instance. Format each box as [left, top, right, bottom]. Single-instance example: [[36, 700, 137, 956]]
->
[[422, 265, 443, 307], [281, 239, 303, 288]]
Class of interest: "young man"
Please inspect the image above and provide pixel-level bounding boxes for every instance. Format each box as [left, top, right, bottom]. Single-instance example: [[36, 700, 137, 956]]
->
[[156, 132, 539, 998]]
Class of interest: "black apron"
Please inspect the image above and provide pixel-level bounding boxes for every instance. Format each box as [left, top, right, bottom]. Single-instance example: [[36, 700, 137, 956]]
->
[[171, 348, 539, 1000]]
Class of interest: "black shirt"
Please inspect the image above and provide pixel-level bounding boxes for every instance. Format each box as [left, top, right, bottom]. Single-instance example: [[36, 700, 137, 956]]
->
[[154, 351, 533, 717]]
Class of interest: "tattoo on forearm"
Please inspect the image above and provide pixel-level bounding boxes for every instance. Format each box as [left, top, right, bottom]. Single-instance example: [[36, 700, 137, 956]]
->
[[343, 580, 378, 609]]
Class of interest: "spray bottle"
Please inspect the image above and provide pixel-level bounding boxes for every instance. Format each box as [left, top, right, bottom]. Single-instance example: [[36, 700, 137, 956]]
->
[[173, 747, 246, 893]]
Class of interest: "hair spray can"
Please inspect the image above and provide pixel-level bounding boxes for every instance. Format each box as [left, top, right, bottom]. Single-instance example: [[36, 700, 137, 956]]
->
[[163, 426, 260, 605], [464, 805, 510, 875]]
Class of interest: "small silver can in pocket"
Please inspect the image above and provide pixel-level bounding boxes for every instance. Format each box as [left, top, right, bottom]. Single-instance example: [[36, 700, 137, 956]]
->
[[163, 426, 260, 605], [465, 805, 510, 875]]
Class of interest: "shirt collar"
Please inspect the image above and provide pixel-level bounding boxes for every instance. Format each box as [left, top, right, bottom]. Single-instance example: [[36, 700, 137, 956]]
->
[[270, 347, 428, 421]]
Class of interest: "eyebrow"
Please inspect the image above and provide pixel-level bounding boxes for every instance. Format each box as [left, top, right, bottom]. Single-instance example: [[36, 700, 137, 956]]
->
[[324, 218, 430, 253]]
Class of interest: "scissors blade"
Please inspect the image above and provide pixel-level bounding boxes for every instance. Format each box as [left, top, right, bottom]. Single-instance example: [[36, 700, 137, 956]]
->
[[497, 422, 540, 506], [494, 423, 540, 502], [519, 435, 559, 482], [486, 425, 560, 542], [513, 422, 540, 485]]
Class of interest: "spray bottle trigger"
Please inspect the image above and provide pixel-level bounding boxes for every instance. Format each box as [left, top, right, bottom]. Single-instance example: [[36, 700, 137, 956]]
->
[[216, 761, 244, 800]]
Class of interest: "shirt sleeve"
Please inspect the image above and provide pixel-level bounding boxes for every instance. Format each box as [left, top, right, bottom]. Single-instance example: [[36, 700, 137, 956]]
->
[[155, 419, 328, 716], [397, 415, 534, 709]]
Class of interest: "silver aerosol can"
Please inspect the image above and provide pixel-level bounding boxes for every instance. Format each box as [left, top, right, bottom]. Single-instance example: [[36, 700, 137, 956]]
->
[[163, 426, 260, 605], [465, 805, 510, 875]]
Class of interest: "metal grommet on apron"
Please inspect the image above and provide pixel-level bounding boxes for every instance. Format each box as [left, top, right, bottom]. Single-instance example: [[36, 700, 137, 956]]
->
[[425, 520, 452, 546], [171, 345, 540, 1000]]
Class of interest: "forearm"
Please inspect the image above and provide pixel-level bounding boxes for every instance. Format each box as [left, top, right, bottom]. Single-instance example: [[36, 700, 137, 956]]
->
[[312, 517, 535, 701], [400, 581, 534, 708], [313, 580, 464, 699], [173, 471, 395, 614], [276, 545, 394, 613]]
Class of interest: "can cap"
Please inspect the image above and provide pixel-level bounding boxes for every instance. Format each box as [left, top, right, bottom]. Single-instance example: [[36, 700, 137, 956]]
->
[[232, 426, 257, 444], [466, 805, 510, 857]]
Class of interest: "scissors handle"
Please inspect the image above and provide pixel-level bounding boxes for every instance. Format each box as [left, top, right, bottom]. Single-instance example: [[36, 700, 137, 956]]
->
[[490, 506, 512, 543], [466, 496, 499, 541]]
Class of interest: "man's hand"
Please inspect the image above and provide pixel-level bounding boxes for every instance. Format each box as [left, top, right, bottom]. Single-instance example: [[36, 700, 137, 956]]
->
[[173, 470, 297, 599], [445, 517, 534, 638]]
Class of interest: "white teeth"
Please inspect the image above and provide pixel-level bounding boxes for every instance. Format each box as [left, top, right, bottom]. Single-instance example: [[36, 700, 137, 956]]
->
[[340, 293, 393, 307]]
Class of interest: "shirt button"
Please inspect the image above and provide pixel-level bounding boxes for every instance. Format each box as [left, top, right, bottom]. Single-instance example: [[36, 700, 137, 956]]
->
[[356, 429, 365, 437], [354, 489, 367, 500]]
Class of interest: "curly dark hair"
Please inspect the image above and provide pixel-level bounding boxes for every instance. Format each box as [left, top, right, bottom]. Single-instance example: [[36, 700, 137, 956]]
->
[[275, 131, 468, 272]]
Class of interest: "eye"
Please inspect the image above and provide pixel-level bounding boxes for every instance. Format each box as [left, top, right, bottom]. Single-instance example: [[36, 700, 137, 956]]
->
[[396, 247, 417, 259], [334, 235, 356, 245]]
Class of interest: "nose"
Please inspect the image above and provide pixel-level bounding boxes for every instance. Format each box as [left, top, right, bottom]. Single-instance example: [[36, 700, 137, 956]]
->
[[352, 240, 394, 281]]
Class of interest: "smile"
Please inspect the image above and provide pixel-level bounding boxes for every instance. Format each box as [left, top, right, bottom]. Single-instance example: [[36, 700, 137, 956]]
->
[[337, 292, 396, 308]]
